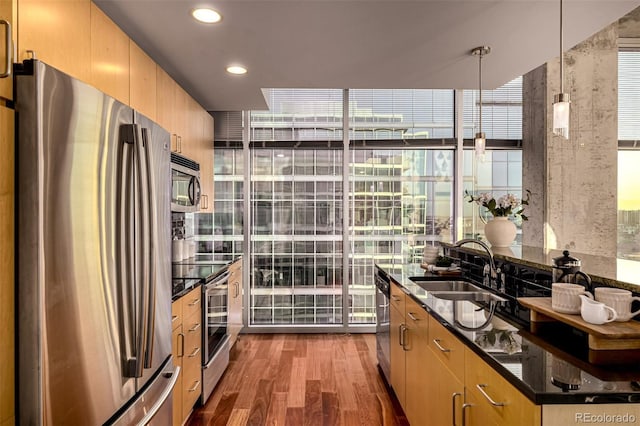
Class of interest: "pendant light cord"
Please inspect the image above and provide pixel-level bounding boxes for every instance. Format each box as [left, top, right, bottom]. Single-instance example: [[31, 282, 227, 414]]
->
[[560, 0, 564, 93], [478, 49, 483, 136]]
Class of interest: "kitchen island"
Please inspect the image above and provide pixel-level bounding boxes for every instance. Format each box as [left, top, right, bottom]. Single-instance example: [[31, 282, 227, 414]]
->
[[379, 262, 640, 426]]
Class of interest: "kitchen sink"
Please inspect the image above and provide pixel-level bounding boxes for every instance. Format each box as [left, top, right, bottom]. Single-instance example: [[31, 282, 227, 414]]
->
[[428, 291, 508, 303], [410, 279, 483, 293]]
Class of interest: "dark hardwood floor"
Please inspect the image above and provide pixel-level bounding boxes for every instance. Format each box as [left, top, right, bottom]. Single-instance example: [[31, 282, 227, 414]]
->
[[187, 334, 409, 426]]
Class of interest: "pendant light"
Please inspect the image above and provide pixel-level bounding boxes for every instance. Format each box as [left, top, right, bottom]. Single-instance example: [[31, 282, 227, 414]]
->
[[471, 46, 490, 157], [553, 0, 570, 139]]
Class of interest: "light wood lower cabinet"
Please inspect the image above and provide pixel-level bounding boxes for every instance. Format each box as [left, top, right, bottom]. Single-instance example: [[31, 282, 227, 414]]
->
[[227, 258, 243, 348], [464, 347, 541, 426], [389, 285, 406, 408], [0, 104, 15, 426], [390, 281, 542, 426], [171, 286, 202, 426], [404, 298, 430, 426]]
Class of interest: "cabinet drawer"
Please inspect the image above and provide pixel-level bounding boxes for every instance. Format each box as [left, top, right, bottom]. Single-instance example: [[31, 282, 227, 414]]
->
[[428, 318, 465, 382], [465, 348, 541, 426], [171, 299, 182, 331], [405, 297, 429, 344], [183, 319, 201, 364], [182, 286, 202, 320], [390, 282, 406, 312]]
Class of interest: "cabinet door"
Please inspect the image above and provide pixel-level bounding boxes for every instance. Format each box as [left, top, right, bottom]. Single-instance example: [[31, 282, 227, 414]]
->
[[404, 298, 430, 426], [171, 325, 184, 426], [198, 110, 214, 211], [465, 348, 541, 425], [389, 303, 406, 408], [173, 85, 188, 155], [156, 66, 176, 141], [0, 104, 15, 426], [182, 309, 202, 420], [228, 259, 243, 347], [0, 0, 15, 100], [418, 346, 465, 426], [18, 0, 91, 82], [89, 3, 129, 103], [129, 40, 156, 121]]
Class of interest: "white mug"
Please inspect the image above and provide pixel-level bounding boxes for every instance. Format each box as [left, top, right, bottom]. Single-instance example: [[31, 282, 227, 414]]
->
[[594, 287, 640, 322], [551, 283, 593, 314], [579, 295, 617, 325]]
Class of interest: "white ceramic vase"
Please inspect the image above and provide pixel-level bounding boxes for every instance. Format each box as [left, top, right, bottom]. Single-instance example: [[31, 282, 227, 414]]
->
[[483, 216, 517, 248]]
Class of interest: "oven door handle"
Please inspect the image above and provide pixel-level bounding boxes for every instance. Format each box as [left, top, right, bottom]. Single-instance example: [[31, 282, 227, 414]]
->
[[206, 271, 231, 289]]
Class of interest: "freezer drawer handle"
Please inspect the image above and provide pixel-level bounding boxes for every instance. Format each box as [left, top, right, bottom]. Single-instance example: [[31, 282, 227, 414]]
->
[[0, 20, 11, 78], [137, 366, 181, 426]]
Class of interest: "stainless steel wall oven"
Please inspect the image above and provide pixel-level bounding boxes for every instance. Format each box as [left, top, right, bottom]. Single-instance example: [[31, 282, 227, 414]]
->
[[201, 269, 231, 404]]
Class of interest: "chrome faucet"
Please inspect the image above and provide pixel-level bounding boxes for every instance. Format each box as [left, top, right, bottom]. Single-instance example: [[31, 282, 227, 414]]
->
[[453, 238, 500, 286]]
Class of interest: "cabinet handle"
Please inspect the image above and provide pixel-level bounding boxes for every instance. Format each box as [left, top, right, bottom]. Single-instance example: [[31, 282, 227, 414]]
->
[[0, 19, 12, 78], [187, 380, 201, 392], [401, 325, 408, 351], [178, 333, 185, 357], [451, 392, 462, 426], [188, 298, 200, 306], [398, 324, 404, 347], [188, 347, 201, 358], [177, 135, 182, 153], [188, 323, 201, 332], [433, 338, 451, 353], [461, 403, 472, 426], [407, 312, 419, 322], [391, 295, 401, 302], [172, 315, 179, 323], [201, 194, 209, 210], [234, 282, 240, 298], [475, 384, 505, 406]]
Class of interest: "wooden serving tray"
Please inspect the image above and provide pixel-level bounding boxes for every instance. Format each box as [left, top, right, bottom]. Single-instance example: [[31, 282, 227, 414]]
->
[[518, 297, 640, 352]]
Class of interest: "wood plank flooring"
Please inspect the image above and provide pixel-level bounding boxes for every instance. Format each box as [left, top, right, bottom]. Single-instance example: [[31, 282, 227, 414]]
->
[[187, 334, 409, 426]]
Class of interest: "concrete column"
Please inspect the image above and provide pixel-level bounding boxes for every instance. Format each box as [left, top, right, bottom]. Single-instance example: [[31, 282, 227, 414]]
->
[[523, 23, 619, 257]]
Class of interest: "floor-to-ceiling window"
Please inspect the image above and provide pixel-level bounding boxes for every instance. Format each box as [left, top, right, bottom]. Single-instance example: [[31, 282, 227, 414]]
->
[[462, 77, 524, 240], [618, 50, 640, 259], [209, 82, 524, 330]]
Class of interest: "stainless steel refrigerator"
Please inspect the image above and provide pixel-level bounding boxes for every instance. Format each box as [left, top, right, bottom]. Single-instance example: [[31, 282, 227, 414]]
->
[[15, 60, 178, 425]]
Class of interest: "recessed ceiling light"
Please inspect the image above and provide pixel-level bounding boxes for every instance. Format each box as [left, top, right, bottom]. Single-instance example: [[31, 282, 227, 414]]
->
[[226, 65, 247, 75], [191, 8, 222, 24]]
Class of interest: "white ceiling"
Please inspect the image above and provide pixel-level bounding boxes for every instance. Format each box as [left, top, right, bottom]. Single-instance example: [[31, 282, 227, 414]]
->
[[94, 0, 640, 111]]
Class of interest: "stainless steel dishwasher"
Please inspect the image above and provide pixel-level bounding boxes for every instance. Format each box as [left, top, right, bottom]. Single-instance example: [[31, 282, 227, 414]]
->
[[375, 265, 391, 384]]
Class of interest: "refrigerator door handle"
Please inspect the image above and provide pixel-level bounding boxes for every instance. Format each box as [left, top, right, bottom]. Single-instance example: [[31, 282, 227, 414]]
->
[[141, 127, 156, 369], [120, 124, 140, 378], [134, 124, 151, 376]]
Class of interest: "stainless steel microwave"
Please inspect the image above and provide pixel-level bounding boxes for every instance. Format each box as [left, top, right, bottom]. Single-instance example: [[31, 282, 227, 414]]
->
[[171, 152, 201, 212]]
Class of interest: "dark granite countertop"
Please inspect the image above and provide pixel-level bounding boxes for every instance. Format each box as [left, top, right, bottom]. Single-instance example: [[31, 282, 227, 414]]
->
[[381, 262, 640, 405], [441, 243, 640, 291]]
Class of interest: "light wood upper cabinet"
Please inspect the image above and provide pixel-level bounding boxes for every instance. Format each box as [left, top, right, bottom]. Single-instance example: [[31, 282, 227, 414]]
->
[[18, 0, 91, 83], [201, 110, 214, 209], [156, 65, 176, 138], [0, 0, 15, 101], [89, 3, 129, 104], [129, 40, 156, 121], [0, 104, 15, 426]]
